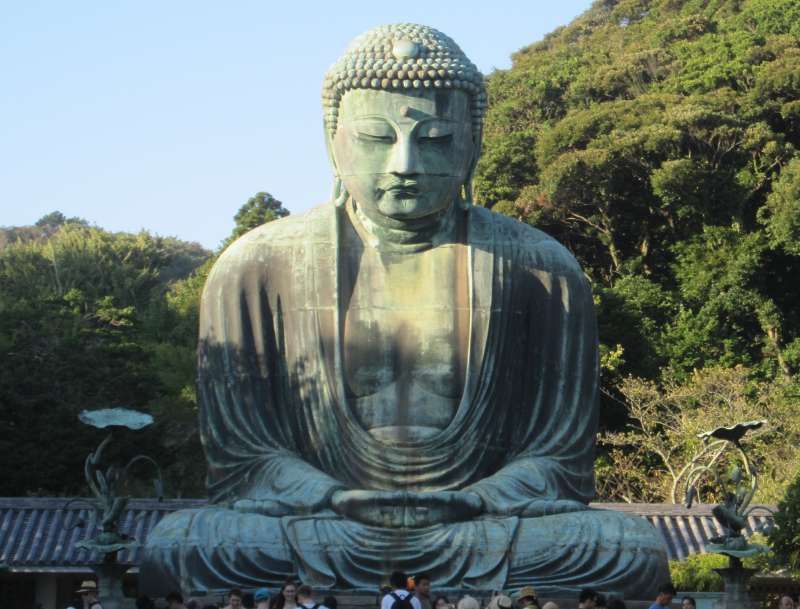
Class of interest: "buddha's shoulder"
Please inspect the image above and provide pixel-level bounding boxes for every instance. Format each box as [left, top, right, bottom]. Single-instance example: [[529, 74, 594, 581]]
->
[[469, 206, 583, 275], [213, 203, 334, 265]]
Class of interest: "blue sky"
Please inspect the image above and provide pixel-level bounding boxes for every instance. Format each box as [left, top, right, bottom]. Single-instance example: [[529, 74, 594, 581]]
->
[[1, 0, 593, 249]]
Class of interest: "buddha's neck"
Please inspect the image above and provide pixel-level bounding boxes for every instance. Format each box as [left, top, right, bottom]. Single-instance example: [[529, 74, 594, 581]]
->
[[347, 199, 459, 253]]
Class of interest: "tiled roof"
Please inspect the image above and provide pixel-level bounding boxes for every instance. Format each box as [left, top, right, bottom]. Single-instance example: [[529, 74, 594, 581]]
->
[[595, 502, 775, 561], [0, 498, 774, 571], [0, 497, 204, 571]]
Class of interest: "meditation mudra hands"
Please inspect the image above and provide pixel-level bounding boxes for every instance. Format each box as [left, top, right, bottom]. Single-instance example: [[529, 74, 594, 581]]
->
[[330, 489, 484, 528]]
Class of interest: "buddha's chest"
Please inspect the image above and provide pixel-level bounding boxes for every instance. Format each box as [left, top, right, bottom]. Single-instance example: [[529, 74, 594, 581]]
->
[[341, 245, 470, 437]]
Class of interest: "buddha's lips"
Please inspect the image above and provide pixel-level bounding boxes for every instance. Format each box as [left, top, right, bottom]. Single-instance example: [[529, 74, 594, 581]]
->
[[386, 183, 420, 196]]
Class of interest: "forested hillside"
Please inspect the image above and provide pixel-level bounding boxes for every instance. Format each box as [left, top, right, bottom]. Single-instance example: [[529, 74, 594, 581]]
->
[[475, 0, 800, 501], [0, 194, 286, 497]]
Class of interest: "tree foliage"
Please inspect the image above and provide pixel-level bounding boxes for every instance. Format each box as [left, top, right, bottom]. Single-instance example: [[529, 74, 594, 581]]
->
[[596, 366, 800, 504], [0, 194, 285, 497], [476, 0, 800, 486]]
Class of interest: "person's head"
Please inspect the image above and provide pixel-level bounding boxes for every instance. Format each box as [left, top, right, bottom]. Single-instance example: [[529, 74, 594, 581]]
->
[[255, 588, 271, 609], [494, 595, 513, 609], [323, 24, 487, 226], [434, 596, 449, 609], [779, 595, 796, 609], [228, 589, 243, 609], [595, 594, 606, 609], [415, 574, 431, 598], [655, 583, 676, 607], [680, 596, 695, 609], [578, 590, 598, 609], [137, 595, 156, 609], [457, 596, 480, 609], [297, 585, 313, 604], [323, 596, 338, 609], [166, 592, 185, 609], [281, 580, 298, 602], [541, 603, 559, 609], [516, 586, 538, 609], [77, 580, 99, 603], [390, 571, 409, 590]]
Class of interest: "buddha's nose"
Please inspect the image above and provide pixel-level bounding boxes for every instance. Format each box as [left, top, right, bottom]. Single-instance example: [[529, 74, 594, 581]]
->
[[388, 137, 421, 176]]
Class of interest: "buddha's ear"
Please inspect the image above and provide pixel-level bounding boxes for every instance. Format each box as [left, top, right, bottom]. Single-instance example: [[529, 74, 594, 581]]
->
[[461, 130, 482, 208], [325, 126, 339, 175], [324, 125, 349, 207]]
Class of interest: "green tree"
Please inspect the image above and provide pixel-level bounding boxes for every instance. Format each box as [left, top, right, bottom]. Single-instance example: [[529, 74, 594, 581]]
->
[[224, 192, 289, 246]]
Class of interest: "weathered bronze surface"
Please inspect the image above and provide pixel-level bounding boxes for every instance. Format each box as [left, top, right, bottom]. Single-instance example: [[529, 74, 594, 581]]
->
[[142, 23, 669, 597]]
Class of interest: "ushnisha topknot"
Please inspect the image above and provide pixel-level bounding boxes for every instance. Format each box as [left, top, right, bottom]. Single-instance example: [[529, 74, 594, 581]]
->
[[322, 23, 487, 140]]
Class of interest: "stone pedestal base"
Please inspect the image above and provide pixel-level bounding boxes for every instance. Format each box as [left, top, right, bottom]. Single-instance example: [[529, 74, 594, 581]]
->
[[714, 557, 757, 609], [92, 562, 131, 609]]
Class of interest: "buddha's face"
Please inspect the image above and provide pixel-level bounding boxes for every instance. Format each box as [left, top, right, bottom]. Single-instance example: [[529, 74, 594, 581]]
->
[[332, 88, 474, 222]]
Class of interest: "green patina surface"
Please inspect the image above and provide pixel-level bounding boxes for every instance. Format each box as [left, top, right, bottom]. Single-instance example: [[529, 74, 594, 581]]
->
[[142, 23, 669, 598]]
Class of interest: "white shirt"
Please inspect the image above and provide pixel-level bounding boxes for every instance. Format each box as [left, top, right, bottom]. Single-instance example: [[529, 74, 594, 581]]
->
[[301, 601, 328, 609], [382, 590, 423, 609]]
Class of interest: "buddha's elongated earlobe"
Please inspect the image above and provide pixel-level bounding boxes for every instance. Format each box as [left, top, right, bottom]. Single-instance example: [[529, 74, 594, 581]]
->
[[332, 177, 348, 208]]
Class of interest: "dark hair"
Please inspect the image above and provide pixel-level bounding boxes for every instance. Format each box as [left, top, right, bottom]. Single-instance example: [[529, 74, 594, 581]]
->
[[136, 596, 156, 609], [579, 590, 598, 604], [270, 579, 299, 609], [607, 600, 626, 609], [415, 573, 431, 585], [658, 583, 676, 596], [433, 596, 449, 607], [324, 596, 338, 609], [166, 592, 185, 604], [596, 594, 606, 608], [681, 597, 696, 608], [298, 585, 313, 599], [229, 589, 244, 600], [390, 571, 408, 590]]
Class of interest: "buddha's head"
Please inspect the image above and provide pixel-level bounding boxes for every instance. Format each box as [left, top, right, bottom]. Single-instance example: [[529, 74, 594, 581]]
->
[[322, 24, 487, 224]]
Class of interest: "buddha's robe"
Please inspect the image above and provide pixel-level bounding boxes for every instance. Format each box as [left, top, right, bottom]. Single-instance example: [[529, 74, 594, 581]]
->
[[142, 203, 668, 597]]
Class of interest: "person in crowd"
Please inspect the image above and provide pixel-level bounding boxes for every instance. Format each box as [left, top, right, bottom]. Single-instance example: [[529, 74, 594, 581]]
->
[[457, 597, 480, 609], [166, 592, 187, 609], [515, 586, 540, 609], [270, 580, 299, 609], [382, 571, 422, 609], [137, 596, 156, 609], [680, 597, 695, 609], [606, 600, 626, 609], [779, 596, 796, 609], [76, 580, 103, 609], [541, 603, 559, 609], [433, 596, 450, 609], [578, 590, 598, 609], [255, 588, 271, 609], [223, 589, 244, 609], [487, 594, 513, 609], [298, 584, 329, 609], [414, 574, 432, 609], [323, 595, 338, 609], [648, 583, 676, 609], [595, 595, 606, 608]]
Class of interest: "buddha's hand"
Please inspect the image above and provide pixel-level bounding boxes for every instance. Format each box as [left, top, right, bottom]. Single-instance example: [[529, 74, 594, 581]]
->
[[519, 499, 587, 517], [232, 498, 293, 517], [331, 489, 483, 528]]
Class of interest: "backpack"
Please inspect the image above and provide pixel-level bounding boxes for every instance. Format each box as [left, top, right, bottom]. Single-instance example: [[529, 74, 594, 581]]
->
[[390, 592, 415, 609]]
